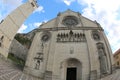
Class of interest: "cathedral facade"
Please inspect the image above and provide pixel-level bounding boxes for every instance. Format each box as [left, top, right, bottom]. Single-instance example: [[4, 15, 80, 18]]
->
[[24, 10, 114, 80]]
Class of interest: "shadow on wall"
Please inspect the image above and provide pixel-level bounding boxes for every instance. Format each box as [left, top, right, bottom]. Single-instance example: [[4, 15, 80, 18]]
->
[[8, 53, 25, 70]]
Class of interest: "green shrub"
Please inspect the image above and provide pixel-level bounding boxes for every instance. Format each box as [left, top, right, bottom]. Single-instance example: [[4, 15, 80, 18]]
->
[[8, 53, 25, 66]]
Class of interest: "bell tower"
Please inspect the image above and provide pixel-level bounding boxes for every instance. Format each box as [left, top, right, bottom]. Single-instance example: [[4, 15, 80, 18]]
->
[[0, 0, 38, 58]]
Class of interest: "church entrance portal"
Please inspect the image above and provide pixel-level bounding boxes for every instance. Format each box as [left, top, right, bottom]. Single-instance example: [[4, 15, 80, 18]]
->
[[61, 58, 82, 80], [66, 67, 77, 80]]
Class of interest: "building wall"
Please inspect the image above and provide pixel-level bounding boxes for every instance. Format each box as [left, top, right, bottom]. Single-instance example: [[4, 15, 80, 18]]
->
[[114, 49, 120, 68], [9, 39, 28, 60]]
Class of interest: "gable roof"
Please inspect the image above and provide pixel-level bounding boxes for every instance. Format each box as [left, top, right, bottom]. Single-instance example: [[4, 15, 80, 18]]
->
[[39, 10, 101, 29], [114, 49, 120, 57]]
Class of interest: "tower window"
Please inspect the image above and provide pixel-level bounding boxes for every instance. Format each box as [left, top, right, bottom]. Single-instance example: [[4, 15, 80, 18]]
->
[[0, 36, 4, 47], [116, 56, 118, 59], [31, 2, 35, 7], [117, 61, 119, 65]]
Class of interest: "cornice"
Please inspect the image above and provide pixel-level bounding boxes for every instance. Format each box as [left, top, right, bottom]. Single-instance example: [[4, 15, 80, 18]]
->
[[37, 26, 103, 32]]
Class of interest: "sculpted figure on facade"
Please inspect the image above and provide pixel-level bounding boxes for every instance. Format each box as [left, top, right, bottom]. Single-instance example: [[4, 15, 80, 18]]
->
[[57, 30, 86, 42], [92, 31, 100, 40], [34, 52, 43, 70], [97, 43, 108, 74]]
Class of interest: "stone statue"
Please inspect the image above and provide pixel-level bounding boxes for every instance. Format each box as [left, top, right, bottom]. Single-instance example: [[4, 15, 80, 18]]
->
[[34, 53, 43, 70], [97, 43, 107, 74], [98, 48, 107, 74], [92, 31, 100, 40]]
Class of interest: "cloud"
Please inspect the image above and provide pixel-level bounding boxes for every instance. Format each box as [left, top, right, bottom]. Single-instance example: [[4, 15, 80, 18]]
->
[[0, 14, 2, 21], [33, 6, 44, 13], [33, 20, 48, 28], [18, 24, 28, 33], [19, 21, 47, 33], [33, 22, 42, 28], [0, 0, 23, 21], [63, 0, 75, 6], [0, 0, 45, 21], [77, 0, 120, 52]]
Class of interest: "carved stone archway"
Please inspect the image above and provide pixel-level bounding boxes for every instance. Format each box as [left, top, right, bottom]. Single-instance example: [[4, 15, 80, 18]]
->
[[61, 58, 82, 80], [0, 0, 38, 58]]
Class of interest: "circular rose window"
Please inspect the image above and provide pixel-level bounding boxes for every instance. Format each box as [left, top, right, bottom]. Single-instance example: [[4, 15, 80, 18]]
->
[[62, 16, 78, 26]]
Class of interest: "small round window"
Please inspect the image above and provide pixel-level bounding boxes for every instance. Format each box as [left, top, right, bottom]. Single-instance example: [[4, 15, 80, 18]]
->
[[41, 31, 51, 42]]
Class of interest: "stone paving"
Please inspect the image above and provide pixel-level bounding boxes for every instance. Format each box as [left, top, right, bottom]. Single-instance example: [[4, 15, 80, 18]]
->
[[0, 58, 120, 80], [0, 58, 40, 80], [98, 69, 120, 80]]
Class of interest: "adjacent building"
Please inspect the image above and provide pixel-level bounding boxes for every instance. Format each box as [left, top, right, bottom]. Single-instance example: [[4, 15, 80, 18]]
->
[[114, 49, 120, 68]]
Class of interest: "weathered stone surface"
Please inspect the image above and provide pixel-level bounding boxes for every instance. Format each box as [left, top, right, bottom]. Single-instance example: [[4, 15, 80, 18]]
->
[[9, 39, 28, 60]]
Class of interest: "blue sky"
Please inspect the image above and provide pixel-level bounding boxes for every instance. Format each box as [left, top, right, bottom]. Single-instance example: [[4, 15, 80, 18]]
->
[[0, 0, 120, 53]]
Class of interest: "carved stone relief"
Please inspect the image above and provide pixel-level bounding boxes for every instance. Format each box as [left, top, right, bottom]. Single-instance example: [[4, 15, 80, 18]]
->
[[34, 43, 44, 70], [34, 52, 43, 70], [70, 47, 74, 54], [92, 31, 100, 41], [57, 30, 86, 42]]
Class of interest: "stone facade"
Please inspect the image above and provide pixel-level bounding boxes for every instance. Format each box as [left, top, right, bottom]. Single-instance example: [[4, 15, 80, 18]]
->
[[9, 39, 28, 60], [24, 10, 114, 80]]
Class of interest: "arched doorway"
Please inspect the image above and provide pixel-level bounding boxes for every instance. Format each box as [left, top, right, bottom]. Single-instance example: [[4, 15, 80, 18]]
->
[[61, 58, 82, 80]]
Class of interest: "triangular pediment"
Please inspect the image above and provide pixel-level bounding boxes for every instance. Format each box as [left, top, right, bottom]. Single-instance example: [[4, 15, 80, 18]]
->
[[39, 10, 100, 29]]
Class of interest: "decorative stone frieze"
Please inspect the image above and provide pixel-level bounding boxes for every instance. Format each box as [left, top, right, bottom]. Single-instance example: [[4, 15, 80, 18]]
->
[[57, 30, 86, 42]]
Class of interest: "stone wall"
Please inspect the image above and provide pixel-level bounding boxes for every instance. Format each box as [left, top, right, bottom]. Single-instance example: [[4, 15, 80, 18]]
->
[[9, 39, 28, 60]]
